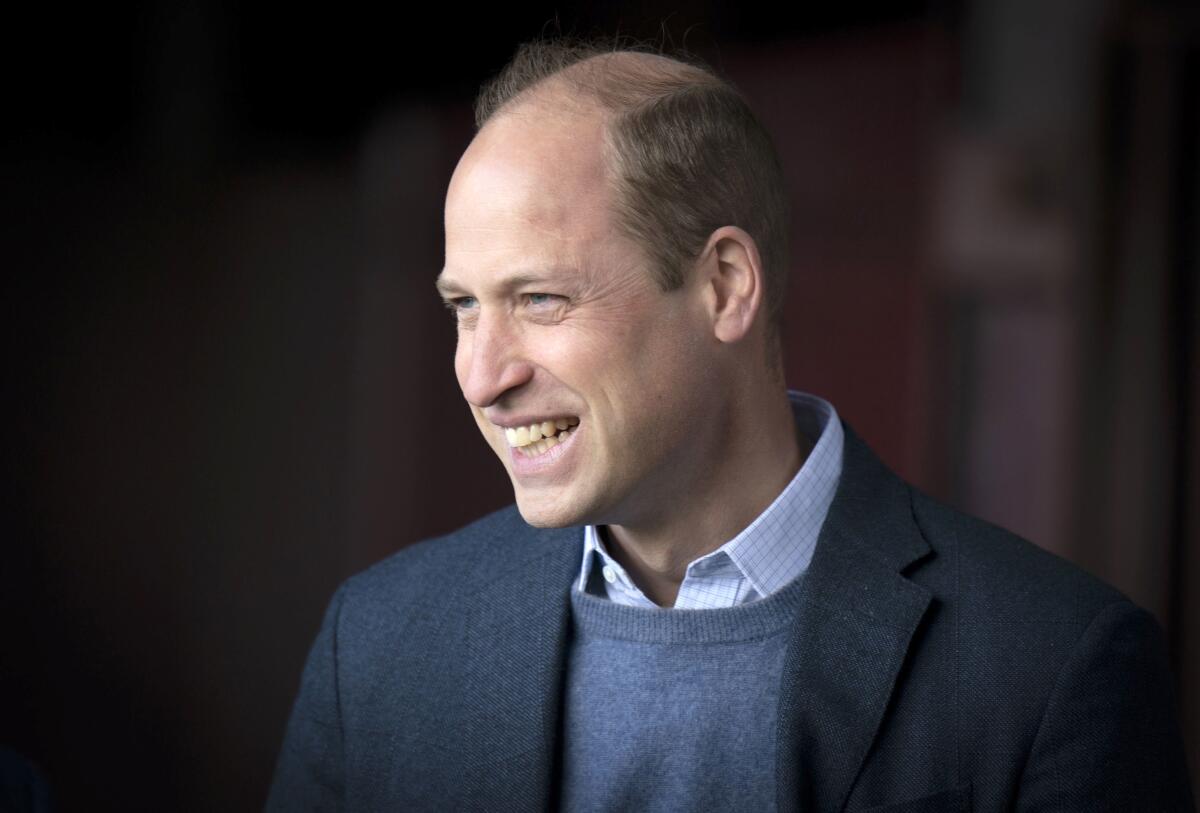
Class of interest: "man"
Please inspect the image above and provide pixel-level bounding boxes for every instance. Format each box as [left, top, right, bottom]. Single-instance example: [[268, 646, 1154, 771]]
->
[[269, 40, 1194, 811]]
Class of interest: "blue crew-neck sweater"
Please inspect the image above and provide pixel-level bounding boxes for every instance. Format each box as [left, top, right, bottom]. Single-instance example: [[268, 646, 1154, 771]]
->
[[559, 563, 808, 812]]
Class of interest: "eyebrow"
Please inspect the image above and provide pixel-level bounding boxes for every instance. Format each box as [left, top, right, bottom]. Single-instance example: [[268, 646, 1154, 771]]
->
[[434, 273, 464, 299], [435, 269, 574, 299]]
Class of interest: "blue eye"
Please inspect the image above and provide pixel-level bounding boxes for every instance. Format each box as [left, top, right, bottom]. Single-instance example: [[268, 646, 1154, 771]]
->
[[525, 293, 568, 308], [443, 297, 478, 325]]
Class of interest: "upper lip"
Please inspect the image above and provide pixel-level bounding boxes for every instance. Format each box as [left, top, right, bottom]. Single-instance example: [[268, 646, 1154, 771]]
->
[[488, 414, 579, 429]]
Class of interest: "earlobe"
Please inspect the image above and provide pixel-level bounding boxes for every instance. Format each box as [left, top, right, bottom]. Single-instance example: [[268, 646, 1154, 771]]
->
[[706, 227, 764, 344]]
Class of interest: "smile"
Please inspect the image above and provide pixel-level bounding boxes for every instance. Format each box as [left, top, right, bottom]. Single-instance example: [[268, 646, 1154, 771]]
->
[[504, 417, 580, 457]]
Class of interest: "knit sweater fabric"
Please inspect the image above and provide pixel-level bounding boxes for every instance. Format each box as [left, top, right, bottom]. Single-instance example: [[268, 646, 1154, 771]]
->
[[559, 561, 808, 812]]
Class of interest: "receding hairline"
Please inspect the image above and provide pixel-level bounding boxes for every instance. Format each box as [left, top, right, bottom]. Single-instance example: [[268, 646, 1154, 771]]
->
[[471, 50, 722, 201], [478, 48, 721, 129]]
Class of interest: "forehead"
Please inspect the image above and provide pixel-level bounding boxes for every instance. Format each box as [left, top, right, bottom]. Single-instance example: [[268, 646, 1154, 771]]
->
[[442, 99, 625, 291], [447, 100, 612, 229]]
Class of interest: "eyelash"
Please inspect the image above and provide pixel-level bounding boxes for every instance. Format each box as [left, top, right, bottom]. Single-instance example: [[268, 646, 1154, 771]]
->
[[524, 293, 562, 307], [443, 293, 563, 315], [445, 296, 477, 313]]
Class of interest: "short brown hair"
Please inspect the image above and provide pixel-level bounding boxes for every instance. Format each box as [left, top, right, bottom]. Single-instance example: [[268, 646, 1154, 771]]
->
[[474, 38, 791, 335]]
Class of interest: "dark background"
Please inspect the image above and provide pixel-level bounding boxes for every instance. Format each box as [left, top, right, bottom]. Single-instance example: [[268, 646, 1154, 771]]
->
[[3, 1, 1197, 809]]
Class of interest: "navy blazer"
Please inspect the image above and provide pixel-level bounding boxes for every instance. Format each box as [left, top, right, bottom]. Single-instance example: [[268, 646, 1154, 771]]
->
[[268, 424, 1194, 811]]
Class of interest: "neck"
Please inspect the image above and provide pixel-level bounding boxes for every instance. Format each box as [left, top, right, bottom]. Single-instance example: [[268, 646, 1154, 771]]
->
[[602, 387, 806, 607]]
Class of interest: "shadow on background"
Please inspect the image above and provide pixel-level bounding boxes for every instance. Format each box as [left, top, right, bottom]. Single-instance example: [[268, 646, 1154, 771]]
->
[[2, 1, 1196, 809]]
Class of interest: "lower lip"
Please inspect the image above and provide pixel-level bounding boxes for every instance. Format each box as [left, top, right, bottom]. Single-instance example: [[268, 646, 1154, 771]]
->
[[509, 423, 581, 478]]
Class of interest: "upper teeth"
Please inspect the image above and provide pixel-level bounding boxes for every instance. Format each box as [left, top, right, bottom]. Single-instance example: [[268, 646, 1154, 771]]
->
[[504, 417, 579, 448]]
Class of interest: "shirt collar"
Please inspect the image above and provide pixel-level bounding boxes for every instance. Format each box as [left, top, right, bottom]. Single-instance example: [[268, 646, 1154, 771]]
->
[[578, 390, 844, 606]]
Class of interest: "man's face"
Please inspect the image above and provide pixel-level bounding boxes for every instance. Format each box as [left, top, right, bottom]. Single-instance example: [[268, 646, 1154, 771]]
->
[[439, 101, 721, 529]]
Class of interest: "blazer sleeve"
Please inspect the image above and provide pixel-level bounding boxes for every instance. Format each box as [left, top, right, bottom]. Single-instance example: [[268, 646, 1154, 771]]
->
[[266, 584, 348, 812], [1015, 599, 1195, 811]]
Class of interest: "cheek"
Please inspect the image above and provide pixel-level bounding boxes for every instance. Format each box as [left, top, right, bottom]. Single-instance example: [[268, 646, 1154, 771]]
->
[[629, 323, 718, 423]]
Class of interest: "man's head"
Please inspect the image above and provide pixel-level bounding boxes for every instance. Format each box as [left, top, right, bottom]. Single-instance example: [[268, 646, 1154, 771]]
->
[[438, 40, 793, 530], [475, 40, 791, 336]]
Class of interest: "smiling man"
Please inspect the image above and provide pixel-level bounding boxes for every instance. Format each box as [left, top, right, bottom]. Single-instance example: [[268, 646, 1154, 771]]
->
[[268, 40, 1193, 811], [434, 76, 805, 608]]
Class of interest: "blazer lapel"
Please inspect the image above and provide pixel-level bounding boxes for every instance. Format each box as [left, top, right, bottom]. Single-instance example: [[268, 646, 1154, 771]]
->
[[776, 424, 933, 812], [453, 519, 581, 812]]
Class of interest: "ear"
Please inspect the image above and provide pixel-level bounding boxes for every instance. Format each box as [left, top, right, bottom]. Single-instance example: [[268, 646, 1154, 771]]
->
[[697, 226, 765, 344]]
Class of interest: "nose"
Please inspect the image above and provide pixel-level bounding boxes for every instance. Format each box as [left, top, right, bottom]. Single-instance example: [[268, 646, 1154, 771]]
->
[[456, 309, 534, 408]]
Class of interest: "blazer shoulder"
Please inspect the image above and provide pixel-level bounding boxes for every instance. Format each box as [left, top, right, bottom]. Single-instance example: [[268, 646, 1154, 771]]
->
[[339, 504, 528, 610], [907, 486, 1128, 622]]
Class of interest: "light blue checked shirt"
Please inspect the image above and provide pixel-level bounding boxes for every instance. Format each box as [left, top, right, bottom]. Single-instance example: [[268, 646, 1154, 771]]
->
[[578, 390, 844, 609]]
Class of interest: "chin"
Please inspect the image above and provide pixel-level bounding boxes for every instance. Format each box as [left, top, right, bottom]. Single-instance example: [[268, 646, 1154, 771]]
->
[[513, 492, 584, 529], [514, 504, 575, 529]]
